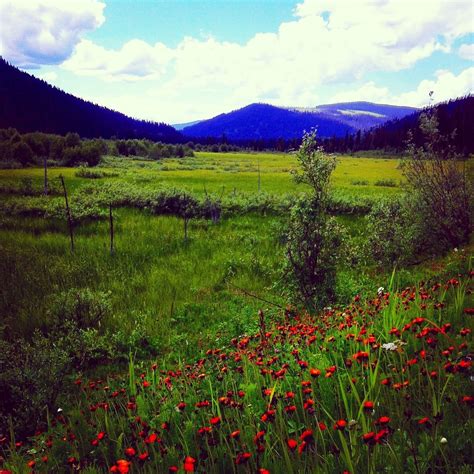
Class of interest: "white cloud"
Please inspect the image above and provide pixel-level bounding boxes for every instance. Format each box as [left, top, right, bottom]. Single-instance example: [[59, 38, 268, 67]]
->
[[62, 39, 173, 81], [33, 71, 58, 83], [0, 0, 105, 68], [329, 67, 474, 107], [459, 43, 474, 61], [59, 0, 472, 119], [397, 68, 474, 106]]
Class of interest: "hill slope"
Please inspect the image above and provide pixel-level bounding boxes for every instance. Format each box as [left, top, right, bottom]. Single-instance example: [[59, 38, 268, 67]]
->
[[182, 102, 416, 140], [0, 58, 182, 142], [358, 95, 474, 153]]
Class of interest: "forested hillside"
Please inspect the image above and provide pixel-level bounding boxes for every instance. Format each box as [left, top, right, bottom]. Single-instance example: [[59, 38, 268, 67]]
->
[[0, 58, 182, 142]]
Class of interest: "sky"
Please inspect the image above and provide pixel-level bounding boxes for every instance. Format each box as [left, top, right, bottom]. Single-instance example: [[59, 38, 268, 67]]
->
[[0, 0, 473, 124]]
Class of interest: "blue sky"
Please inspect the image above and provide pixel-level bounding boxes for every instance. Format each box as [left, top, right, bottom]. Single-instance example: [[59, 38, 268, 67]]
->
[[1, 0, 473, 123]]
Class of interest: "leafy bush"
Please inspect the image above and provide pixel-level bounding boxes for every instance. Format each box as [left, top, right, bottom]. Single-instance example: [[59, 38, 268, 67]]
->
[[283, 131, 343, 311], [0, 331, 69, 438], [47, 288, 111, 330], [401, 111, 472, 253], [365, 198, 420, 267], [350, 179, 369, 186]]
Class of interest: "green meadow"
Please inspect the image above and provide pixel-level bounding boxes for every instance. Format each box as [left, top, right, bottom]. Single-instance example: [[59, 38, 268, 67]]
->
[[0, 151, 408, 349], [0, 151, 404, 197]]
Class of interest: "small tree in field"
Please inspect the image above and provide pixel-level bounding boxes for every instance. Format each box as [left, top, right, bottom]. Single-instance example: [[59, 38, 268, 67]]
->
[[284, 131, 342, 311], [401, 111, 471, 254]]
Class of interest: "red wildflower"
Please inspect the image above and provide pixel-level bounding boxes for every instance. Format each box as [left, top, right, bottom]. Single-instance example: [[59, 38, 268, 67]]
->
[[353, 351, 369, 362], [183, 456, 196, 472], [362, 431, 375, 444], [334, 419, 347, 430], [363, 401, 374, 411], [298, 441, 308, 454], [177, 402, 186, 411], [376, 416, 391, 425], [254, 430, 266, 444], [145, 433, 158, 444], [310, 368, 321, 377], [229, 430, 240, 439], [124, 447, 136, 458], [418, 417, 431, 427], [259, 469, 271, 474], [299, 429, 314, 442], [138, 452, 149, 462], [287, 439, 298, 451], [111, 460, 131, 474], [235, 452, 251, 465], [210, 416, 221, 425], [318, 422, 327, 431]]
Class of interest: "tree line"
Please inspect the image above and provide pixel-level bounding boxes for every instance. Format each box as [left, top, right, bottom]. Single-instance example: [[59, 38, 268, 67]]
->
[[0, 129, 196, 168]]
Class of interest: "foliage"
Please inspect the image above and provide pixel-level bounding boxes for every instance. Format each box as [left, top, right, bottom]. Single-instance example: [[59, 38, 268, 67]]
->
[[47, 288, 112, 331], [284, 131, 342, 310], [0, 331, 70, 439], [365, 198, 420, 267], [401, 111, 472, 254]]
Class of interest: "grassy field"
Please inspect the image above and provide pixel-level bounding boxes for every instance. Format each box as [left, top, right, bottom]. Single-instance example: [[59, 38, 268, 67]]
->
[[0, 150, 472, 473], [0, 152, 408, 344], [0, 151, 405, 198]]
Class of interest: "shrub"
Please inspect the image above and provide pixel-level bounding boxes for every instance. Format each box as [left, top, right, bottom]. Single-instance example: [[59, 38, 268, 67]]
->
[[401, 111, 472, 253], [0, 331, 69, 438], [47, 288, 112, 330], [283, 131, 342, 311], [350, 179, 369, 186], [365, 198, 420, 267]]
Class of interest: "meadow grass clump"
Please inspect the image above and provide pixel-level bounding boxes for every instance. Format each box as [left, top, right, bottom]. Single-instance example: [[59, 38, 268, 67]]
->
[[75, 167, 119, 179], [374, 178, 397, 187]]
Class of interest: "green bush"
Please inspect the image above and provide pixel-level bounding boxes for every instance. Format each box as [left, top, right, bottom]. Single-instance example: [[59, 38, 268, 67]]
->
[[0, 331, 69, 438], [365, 198, 420, 267], [47, 288, 112, 330], [283, 131, 343, 311]]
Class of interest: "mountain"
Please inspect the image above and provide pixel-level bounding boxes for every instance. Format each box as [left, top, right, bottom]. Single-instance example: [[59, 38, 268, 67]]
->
[[296, 102, 417, 131], [173, 120, 203, 130], [182, 102, 417, 140], [0, 57, 182, 142]]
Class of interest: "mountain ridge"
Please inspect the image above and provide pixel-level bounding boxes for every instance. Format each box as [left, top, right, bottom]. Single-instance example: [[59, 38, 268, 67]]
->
[[181, 101, 417, 140]]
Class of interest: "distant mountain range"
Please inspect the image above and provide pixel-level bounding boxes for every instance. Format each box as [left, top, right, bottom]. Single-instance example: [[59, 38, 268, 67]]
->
[[180, 102, 417, 140], [0, 58, 181, 142]]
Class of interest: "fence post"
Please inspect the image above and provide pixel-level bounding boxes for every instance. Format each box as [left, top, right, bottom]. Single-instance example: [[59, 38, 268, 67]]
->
[[60, 175, 74, 252], [109, 203, 114, 255]]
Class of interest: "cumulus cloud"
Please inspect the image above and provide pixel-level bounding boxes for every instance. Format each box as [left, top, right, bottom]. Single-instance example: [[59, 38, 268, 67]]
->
[[62, 39, 173, 81], [0, 0, 105, 68], [458, 43, 474, 61], [62, 0, 472, 88], [329, 67, 474, 107]]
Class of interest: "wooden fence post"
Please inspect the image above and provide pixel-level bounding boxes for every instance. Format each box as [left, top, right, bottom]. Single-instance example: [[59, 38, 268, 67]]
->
[[109, 203, 114, 254], [43, 156, 48, 195], [60, 175, 74, 252]]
